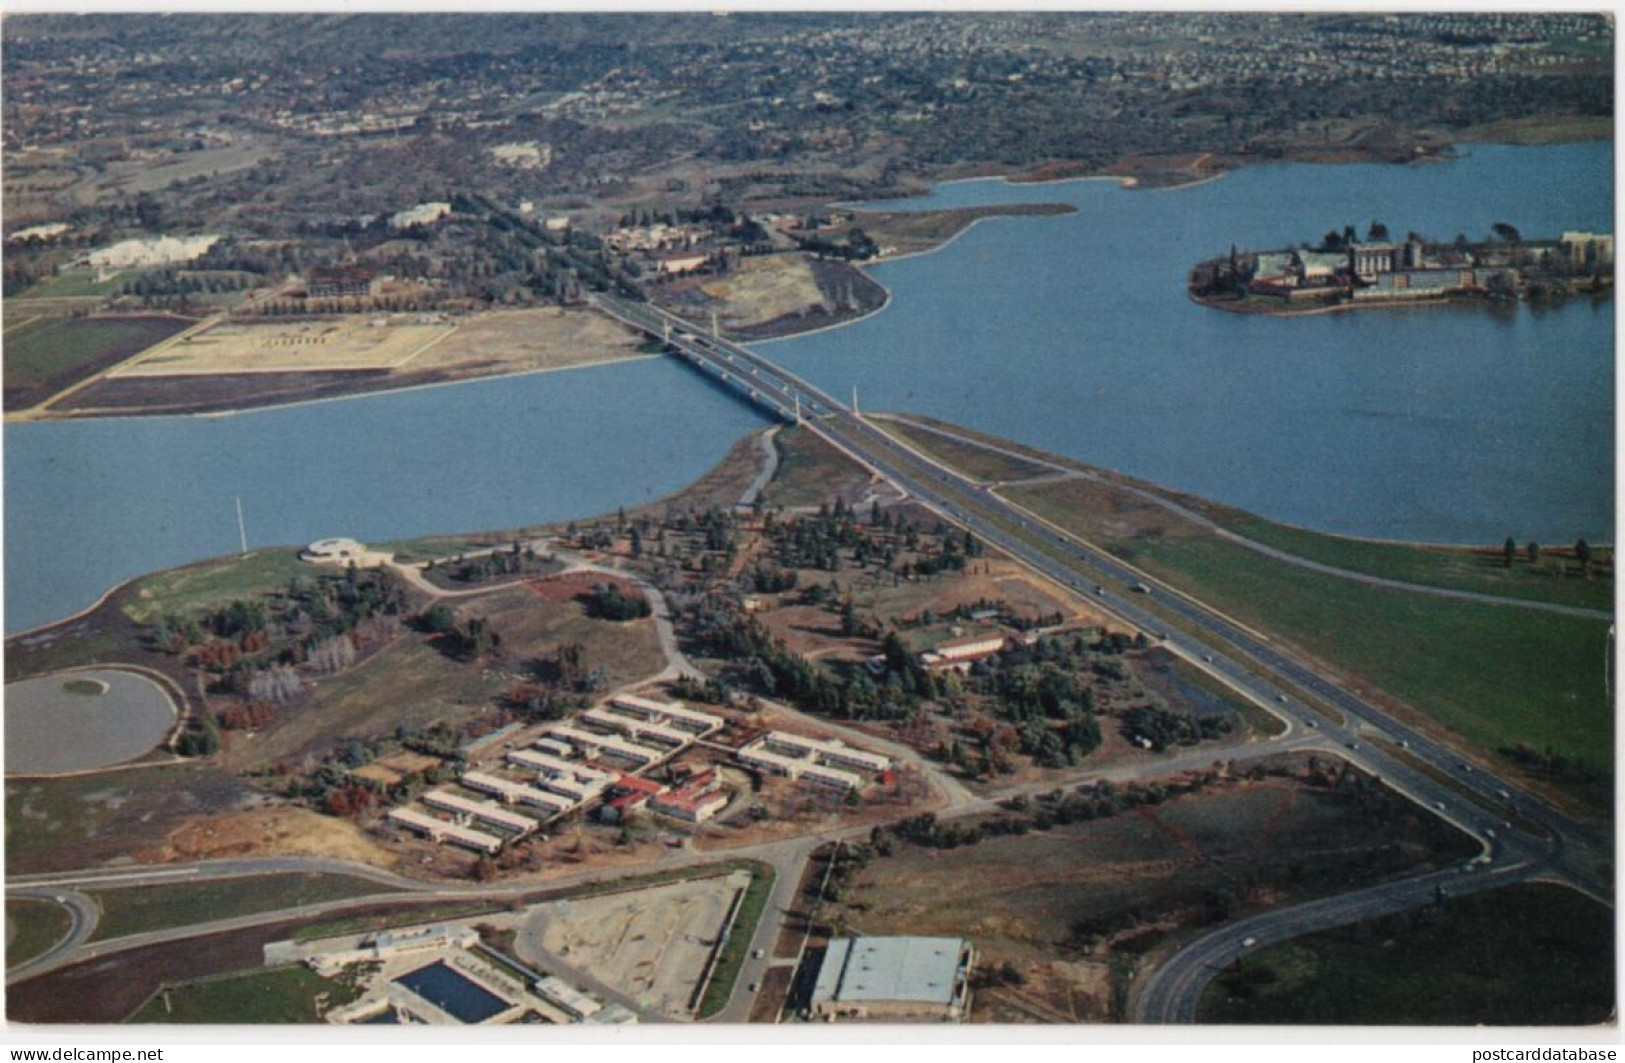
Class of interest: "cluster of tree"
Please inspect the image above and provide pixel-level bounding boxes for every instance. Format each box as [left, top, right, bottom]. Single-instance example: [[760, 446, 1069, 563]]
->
[[792, 225, 879, 261], [584, 582, 652, 621], [750, 563, 799, 594], [239, 662, 305, 704], [528, 640, 608, 695], [1120, 704, 1234, 752], [175, 713, 221, 757], [217, 700, 278, 731], [427, 543, 551, 585], [687, 596, 937, 721]]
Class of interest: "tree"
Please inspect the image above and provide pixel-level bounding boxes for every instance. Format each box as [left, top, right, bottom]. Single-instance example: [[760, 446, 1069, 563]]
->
[[1367, 220, 1389, 241], [1504, 536, 1517, 568], [1527, 541, 1540, 565], [421, 604, 456, 633], [1575, 539, 1593, 568], [1492, 222, 1522, 244]]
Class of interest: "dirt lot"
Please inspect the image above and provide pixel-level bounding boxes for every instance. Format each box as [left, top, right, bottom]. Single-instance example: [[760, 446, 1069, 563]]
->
[[351, 750, 443, 786], [531, 870, 748, 1018], [138, 806, 397, 867], [828, 763, 1474, 1022]]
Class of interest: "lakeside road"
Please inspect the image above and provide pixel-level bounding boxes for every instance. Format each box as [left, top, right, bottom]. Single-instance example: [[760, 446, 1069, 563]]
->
[[883, 415, 1613, 622]]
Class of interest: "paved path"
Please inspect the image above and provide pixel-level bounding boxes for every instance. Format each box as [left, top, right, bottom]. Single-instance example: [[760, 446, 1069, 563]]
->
[[888, 415, 1612, 622], [738, 426, 782, 508]]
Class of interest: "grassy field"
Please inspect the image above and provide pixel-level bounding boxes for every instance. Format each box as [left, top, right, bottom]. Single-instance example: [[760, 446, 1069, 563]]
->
[[857, 203, 1077, 258], [1038, 522, 1613, 777], [290, 901, 507, 943], [1199, 883, 1615, 1025], [22, 270, 132, 300], [5, 763, 256, 874], [127, 964, 362, 1024], [6, 898, 74, 969], [225, 633, 505, 771], [697, 861, 775, 1019], [758, 425, 875, 509], [1222, 514, 1611, 612], [121, 549, 315, 626], [4, 314, 193, 408], [88, 873, 400, 943]]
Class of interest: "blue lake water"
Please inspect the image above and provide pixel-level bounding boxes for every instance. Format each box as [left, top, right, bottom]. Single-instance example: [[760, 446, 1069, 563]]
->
[[4, 142, 1613, 632], [768, 141, 1614, 549], [4, 360, 766, 631]]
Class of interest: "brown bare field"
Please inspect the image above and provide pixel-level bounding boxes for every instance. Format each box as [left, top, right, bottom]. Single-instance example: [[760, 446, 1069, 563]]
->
[[406, 306, 645, 375], [112, 317, 457, 376], [137, 805, 397, 868], [350, 750, 442, 786], [696, 255, 828, 329], [828, 765, 1475, 1022]]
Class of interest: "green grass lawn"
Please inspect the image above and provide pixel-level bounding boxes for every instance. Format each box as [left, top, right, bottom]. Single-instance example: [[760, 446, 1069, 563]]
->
[[23, 270, 133, 300], [1107, 534, 1612, 776], [88, 873, 400, 942], [291, 901, 506, 944], [4, 314, 192, 407], [128, 964, 362, 1024], [697, 861, 775, 1019], [1199, 883, 1614, 1025], [5, 899, 74, 969], [891, 413, 1611, 613], [121, 549, 315, 626], [1224, 515, 1612, 612]]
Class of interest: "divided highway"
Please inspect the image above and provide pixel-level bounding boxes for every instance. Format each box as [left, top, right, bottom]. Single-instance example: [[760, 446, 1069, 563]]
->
[[593, 293, 1613, 1020]]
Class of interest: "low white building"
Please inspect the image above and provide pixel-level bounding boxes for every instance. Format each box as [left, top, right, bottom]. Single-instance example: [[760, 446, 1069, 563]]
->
[[390, 202, 452, 230], [87, 234, 220, 269]]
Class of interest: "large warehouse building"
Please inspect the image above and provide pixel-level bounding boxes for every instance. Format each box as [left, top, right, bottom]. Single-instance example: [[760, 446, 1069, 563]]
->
[[810, 936, 975, 1022]]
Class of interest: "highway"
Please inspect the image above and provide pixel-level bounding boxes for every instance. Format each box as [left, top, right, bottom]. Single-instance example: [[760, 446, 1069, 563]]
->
[[5, 294, 1609, 1023], [592, 292, 1613, 1019]]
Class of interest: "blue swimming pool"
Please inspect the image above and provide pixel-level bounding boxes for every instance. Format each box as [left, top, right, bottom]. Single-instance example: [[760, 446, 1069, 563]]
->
[[393, 961, 511, 1024]]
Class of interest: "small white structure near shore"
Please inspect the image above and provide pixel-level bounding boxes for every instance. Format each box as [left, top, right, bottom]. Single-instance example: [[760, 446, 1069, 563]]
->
[[300, 537, 389, 568]]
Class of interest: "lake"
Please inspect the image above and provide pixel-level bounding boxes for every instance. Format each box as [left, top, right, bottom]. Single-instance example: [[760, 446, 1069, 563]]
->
[[768, 141, 1614, 549], [4, 142, 1613, 632]]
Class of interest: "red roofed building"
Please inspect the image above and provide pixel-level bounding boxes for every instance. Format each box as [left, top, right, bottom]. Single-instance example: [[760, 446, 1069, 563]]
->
[[650, 768, 727, 823], [599, 773, 667, 823]]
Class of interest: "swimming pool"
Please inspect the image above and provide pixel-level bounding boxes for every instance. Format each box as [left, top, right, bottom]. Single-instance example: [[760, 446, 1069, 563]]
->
[[392, 961, 511, 1024]]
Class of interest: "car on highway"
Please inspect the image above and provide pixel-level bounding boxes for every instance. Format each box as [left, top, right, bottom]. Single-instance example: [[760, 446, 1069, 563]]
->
[[1434, 800, 1446, 811], [1241, 937, 1257, 948], [1094, 585, 1106, 596], [1276, 694, 1288, 703], [1132, 582, 1152, 594]]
